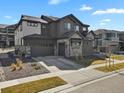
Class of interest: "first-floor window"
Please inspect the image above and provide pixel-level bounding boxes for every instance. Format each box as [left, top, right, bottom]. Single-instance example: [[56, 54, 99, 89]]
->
[[21, 38, 23, 45], [98, 40, 102, 46]]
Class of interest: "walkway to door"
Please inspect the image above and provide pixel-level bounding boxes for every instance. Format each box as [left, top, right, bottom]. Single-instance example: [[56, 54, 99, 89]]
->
[[34, 56, 83, 71]]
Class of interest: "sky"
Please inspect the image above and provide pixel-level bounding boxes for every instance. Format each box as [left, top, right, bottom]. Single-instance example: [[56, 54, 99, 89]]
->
[[0, 0, 124, 31]]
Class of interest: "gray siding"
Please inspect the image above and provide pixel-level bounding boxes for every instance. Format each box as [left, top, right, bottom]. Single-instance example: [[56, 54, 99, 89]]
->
[[82, 40, 94, 56], [48, 22, 57, 38]]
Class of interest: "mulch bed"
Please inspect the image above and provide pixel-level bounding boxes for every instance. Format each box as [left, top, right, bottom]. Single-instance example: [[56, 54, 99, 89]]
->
[[0, 57, 49, 81]]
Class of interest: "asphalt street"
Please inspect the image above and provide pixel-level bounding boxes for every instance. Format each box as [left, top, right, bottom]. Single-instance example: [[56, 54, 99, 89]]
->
[[68, 72, 124, 93]]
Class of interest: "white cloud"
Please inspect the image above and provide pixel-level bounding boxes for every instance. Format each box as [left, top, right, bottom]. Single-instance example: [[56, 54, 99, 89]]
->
[[101, 19, 111, 22], [99, 19, 111, 26], [100, 22, 106, 26], [79, 4, 92, 11], [48, 0, 69, 5], [13, 19, 18, 22], [4, 16, 12, 19], [92, 8, 124, 15]]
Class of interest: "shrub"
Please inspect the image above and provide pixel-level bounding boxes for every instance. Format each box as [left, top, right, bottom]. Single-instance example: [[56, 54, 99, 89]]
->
[[34, 66, 41, 70], [16, 58, 23, 70], [31, 63, 37, 67], [11, 63, 17, 71]]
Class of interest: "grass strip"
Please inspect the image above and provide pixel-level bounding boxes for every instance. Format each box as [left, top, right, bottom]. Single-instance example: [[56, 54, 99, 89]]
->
[[1, 76, 67, 93], [95, 62, 124, 72]]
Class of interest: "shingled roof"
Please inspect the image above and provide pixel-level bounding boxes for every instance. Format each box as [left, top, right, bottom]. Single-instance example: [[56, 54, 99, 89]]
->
[[58, 31, 86, 39], [22, 15, 48, 23], [23, 34, 55, 39], [42, 15, 59, 21], [41, 14, 89, 26]]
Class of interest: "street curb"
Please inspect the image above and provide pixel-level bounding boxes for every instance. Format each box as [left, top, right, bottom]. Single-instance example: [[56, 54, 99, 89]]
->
[[54, 69, 124, 93]]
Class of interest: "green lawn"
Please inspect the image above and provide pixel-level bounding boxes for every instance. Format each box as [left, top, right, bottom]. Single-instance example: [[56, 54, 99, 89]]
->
[[95, 62, 124, 72], [1, 76, 67, 93], [111, 55, 124, 60]]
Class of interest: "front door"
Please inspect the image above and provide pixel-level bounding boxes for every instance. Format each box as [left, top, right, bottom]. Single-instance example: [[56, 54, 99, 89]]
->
[[58, 43, 65, 56]]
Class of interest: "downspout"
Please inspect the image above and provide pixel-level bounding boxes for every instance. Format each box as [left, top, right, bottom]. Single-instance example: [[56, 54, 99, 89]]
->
[[69, 39, 71, 57]]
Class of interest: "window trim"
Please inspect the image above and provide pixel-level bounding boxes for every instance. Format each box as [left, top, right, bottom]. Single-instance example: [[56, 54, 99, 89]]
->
[[74, 25, 79, 31], [82, 27, 87, 31], [64, 22, 71, 30], [27, 21, 38, 27]]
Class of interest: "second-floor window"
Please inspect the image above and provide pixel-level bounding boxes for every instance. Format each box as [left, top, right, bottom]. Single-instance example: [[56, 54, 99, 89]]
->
[[106, 33, 116, 40], [98, 34, 102, 39], [42, 24, 47, 29], [64, 23, 71, 30], [27, 22, 38, 27], [74, 25, 79, 31], [20, 24, 22, 31], [82, 27, 87, 31]]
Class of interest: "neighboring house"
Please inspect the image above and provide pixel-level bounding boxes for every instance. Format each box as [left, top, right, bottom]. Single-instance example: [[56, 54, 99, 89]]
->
[[0, 24, 16, 47], [119, 31, 124, 51], [15, 14, 93, 57], [94, 29, 119, 53], [87, 30, 97, 50]]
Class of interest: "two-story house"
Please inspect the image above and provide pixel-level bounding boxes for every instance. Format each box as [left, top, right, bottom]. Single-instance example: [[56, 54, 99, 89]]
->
[[119, 31, 124, 51], [0, 24, 16, 47], [87, 30, 97, 51], [94, 29, 119, 53], [15, 14, 92, 57]]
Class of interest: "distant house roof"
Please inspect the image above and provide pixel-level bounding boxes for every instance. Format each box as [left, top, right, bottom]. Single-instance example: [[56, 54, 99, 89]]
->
[[94, 29, 119, 35], [0, 24, 16, 34], [119, 31, 124, 34], [6, 24, 17, 29], [88, 30, 96, 36], [0, 24, 8, 29]]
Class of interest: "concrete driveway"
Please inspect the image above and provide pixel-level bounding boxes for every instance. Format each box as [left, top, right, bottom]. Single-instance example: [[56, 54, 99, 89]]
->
[[34, 56, 83, 70]]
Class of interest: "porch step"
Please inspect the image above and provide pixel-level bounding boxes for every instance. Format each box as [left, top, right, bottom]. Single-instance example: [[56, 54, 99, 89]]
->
[[48, 66, 61, 72]]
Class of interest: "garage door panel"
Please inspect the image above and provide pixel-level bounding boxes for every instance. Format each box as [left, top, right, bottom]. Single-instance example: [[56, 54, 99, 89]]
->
[[31, 46, 54, 57]]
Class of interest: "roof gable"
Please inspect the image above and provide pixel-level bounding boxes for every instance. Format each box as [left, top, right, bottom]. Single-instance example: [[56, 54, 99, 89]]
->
[[22, 15, 48, 23], [59, 31, 86, 39], [41, 15, 59, 22], [58, 14, 90, 27], [41, 14, 90, 27]]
